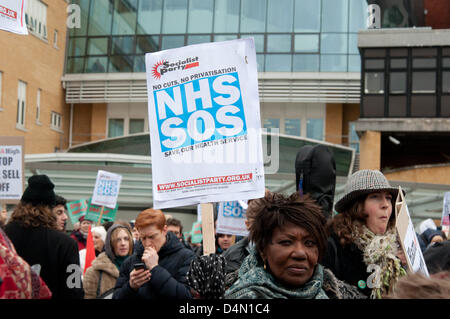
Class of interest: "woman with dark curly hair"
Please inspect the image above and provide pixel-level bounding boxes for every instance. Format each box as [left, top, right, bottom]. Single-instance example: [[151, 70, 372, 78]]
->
[[322, 169, 407, 299], [224, 191, 365, 299], [5, 175, 84, 299]]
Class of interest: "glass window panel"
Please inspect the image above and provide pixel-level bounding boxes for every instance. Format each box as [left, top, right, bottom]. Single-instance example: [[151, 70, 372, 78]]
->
[[241, 0, 267, 33], [411, 96, 436, 117], [112, 36, 135, 55], [112, 0, 138, 35], [68, 37, 86, 57], [294, 35, 319, 53], [214, 34, 238, 42], [348, 54, 361, 72], [69, 0, 90, 36], [265, 54, 292, 71], [66, 57, 85, 73], [390, 58, 407, 69], [187, 35, 211, 45], [321, 55, 347, 72], [349, 0, 368, 32], [294, 0, 320, 32], [321, 0, 348, 32], [306, 118, 324, 140], [136, 36, 159, 54], [349, 123, 359, 153], [443, 48, 450, 56], [214, 0, 240, 33], [364, 72, 384, 94], [161, 35, 185, 50], [267, 35, 291, 52], [85, 57, 107, 73], [443, 58, 450, 68], [388, 96, 407, 117], [362, 96, 384, 117], [108, 119, 124, 137], [365, 59, 384, 69], [413, 58, 436, 69], [162, 0, 188, 34], [241, 34, 264, 53], [263, 118, 280, 129], [443, 71, 450, 93], [109, 55, 134, 72], [348, 33, 359, 54], [87, 37, 108, 55], [88, 0, 112, 35], [390, 48, 407, 57], [284, 119, 301, 136], [137, 0, 162, 34], [364, 49, 385, 57], [134, 55, 145, 72], [441, 96, 450, 116], [267, 0, 293, 32], [188, 0, 213, 33], [129, 119, 145, 134], [390, 72, 406, 94], [412, 48, 437, 57], [412, 72, 436, 93], [293, 54, 319, 71], [257, 54, 265, 71], [321, 34, 348, 54]]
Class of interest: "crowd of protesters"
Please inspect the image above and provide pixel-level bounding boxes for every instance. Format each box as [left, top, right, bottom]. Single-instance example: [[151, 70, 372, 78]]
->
[[0, 169, 449, 300]]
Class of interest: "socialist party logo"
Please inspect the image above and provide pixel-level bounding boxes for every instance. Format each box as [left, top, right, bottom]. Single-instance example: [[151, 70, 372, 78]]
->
[[152, 57, 199, 80]]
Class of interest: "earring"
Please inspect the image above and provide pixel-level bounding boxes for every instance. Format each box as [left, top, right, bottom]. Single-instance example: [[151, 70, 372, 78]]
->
[[263, 260, 267, 270]]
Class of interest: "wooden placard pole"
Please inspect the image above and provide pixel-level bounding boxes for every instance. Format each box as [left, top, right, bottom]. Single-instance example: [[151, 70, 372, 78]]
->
[[200, 203, 216, 255], [97, 206, 105, 226]]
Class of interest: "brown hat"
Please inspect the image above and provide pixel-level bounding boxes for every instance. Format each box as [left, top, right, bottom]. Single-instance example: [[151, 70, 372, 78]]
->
[[334, 169, 402, 213]]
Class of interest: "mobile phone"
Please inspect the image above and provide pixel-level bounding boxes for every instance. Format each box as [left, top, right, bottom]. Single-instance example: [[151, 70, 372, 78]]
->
[[133, 262, 146, 270]]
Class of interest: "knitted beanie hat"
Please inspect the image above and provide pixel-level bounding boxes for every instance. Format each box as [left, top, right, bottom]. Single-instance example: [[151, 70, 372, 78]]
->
[[334, 169, 401, 214], [21, 175, 56, 207]]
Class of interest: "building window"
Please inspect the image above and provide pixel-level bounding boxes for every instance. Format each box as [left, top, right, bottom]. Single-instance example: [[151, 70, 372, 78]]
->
[[129, 119, 145, 134], [17, 81, 27, 128], [108, 118, 124, 137], [412, 72, 436, 93], [349, 123, 360, 153], [25, 0, 47, 40], [53, 30, 58, 48], [306, 118, 324, 141], [36, 89, 41, 123], [284, 119, 301, 136], [263, 118, 280, 131], [51, 112, 62, 131], [364, 72, 384, 94]]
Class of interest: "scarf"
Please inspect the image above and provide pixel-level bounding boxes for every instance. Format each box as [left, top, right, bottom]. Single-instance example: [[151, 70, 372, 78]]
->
[[351, 222, 407, 299], [224, 247, 328, 299], [114, 255, 128, 270]]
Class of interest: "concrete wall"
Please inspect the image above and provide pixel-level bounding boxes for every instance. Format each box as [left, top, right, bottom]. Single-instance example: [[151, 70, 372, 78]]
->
[[385, 165, 450, 185], [325, 103, 343, 144], [359, 130, 381, 170], [0, 0, 69, 154]]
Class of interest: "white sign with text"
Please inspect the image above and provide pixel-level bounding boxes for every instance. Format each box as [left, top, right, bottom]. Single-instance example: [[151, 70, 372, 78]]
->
[[91, 170, 122, 209], [0, 0, 28, 35]]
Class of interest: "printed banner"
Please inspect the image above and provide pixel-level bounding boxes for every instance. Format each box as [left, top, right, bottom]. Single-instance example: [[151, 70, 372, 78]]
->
[[91, 170, 122, 209], [442, 192, 450, 238], [0, 0, 28, 35], [216, 201, 249, 237], [85, 198, 118, 224], [0, 144, 23, 200], [66, 199, 88, 226], [145, 38, 265, 209], [395, 186, 429, 276]]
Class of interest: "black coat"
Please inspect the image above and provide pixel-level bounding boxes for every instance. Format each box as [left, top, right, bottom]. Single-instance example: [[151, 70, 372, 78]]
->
[[222, 236, 250, 274], [4, 221, 84, 299], [321, 232, 371, 297], [113, 231, 195, 299]]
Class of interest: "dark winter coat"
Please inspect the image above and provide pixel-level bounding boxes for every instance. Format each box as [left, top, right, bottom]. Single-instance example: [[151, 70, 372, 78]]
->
[[70, 231, 86, 251], [222, 236, 250, 274], [321, 232, 371, 297], [4, 221, 84, 299], [112, 231, 195, 299]]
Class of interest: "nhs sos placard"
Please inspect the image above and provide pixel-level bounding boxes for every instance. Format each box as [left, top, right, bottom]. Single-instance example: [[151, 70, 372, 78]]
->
[[216, 201, 248, 237]]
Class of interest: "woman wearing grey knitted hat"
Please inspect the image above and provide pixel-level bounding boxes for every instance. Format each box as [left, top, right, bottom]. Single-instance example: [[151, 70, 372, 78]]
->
[[83, 224, 134, 298], [321, 169, 407, 299]]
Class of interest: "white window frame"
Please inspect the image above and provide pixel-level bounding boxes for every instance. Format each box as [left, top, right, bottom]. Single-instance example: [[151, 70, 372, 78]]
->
[[16, 81, 27, 129], [36, 88, 41, 124], [53, 29, 58, 49], [51, 111, 62, 132], [25, 0, 48, 41]]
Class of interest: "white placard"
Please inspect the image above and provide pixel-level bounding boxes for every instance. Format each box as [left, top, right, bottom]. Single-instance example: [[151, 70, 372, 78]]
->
[[442, 192, 450, 238], [216, 201, 249, 237], [91, 170, 122, 209], [0, 145, 23, 200], [146, 38, 265, 209], [0, 0, 28, 35]]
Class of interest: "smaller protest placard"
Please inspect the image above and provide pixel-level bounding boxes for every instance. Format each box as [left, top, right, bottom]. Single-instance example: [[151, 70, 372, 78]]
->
[[395, 186, 429, 276], [441, 192, 450, 238], [190, 221, 202, 244], [0, 0, 28, 35], [85, 198, 118, 224], [66, 199, 88, 225], [0, 136, 24, 203], [216, 201, 249, 237], [91, 170, 122, 209]]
